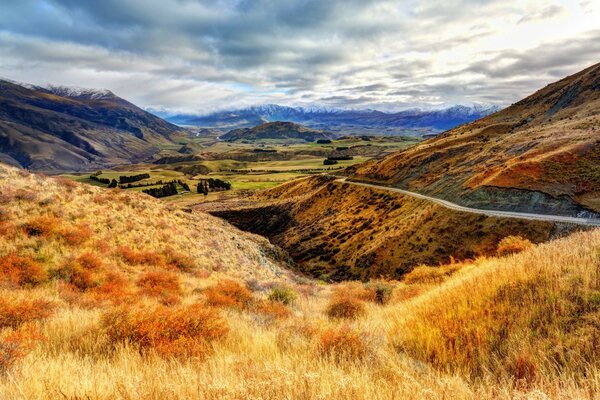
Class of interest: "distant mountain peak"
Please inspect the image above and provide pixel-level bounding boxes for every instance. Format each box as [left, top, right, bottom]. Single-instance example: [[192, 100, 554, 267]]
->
[[44, 85, 116, 101]]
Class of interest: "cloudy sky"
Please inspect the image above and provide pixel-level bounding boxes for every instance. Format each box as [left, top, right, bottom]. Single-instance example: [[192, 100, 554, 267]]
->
[[0, 0, 599, 114]]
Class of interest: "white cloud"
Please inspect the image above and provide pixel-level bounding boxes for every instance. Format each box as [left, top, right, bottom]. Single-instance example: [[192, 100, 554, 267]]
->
[[0, 0, 598, 113]]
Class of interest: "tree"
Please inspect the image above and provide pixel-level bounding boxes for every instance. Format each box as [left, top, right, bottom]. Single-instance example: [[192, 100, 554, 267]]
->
[[108, 179, 118, 188]]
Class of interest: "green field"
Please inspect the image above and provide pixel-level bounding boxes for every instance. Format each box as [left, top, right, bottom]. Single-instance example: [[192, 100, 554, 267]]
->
[[62, 135, 419, 207]]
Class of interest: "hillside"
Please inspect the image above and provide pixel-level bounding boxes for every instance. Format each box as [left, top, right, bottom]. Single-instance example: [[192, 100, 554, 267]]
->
[[220, 121, 331, 142], [349, 63, 600, 215], [202, 175, 562, 281], [1, 163, 599, 398], [0, 80, 186, 171]]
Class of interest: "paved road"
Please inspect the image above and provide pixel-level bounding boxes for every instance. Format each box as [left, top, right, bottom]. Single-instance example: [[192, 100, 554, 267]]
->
[[333, 177, 600, 227]]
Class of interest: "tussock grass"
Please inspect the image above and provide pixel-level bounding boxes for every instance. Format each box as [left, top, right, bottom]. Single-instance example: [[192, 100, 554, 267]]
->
[[0, 163, 599, 399]]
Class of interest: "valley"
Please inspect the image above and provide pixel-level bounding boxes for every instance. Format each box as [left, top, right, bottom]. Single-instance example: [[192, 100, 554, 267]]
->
[[0, 27, 599, 399]]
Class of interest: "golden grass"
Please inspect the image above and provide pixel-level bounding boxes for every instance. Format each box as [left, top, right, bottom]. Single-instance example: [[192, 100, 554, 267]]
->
[[0, 164, 599, 399]]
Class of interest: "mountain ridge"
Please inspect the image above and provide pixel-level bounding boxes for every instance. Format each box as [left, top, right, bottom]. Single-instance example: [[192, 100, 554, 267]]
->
[[0, 80, 186, 171]]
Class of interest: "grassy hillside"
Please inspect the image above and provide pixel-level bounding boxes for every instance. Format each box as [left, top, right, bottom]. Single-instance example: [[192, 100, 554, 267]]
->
[[202, 175, 560, 280], [349, 62, 600, 215], [0, 164, 599, 398]]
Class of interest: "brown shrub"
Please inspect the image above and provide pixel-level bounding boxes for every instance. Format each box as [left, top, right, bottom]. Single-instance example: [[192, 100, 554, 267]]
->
[[53, 176, 79, 189], [509, 353, 538, 385], [204, 279, 254, 309], [326, 296, 366, 319], [0, 296, 56, 329], [164, 247, 196, 272], [102, 303, 228, 359], [497, 236, 534, 256], [0, 254, 47, 288], [256, 300, 291, 320], [22, 215, 59, 237], [318, 324, 367, 361], [136, 271, 181, 304], [60, 225, 93, 246], [118, 246, 165, 266], [76, 252, 104, 270], [51, 260, 96, 291]]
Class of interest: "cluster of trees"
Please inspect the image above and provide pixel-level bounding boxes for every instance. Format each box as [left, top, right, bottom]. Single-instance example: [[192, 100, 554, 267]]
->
[[196, 178, 231, 195], [90, 175, 111, 185], [327, 155, 353, 161], [119, 173, 150, 184], [143, 182, 178, 198], [316, 139, 332, 144], [323, 159, 338, 165]]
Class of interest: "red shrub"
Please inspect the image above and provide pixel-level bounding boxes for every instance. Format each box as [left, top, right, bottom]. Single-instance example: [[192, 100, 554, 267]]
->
[[0, 296, 56, 329], [326, 296, 366, 319], [102, 303, 228, 359], [318, 324, 367, 361], [0, 325, 45, 373], [0, 254, 47, 288], [118, 246, 165, 266], [21, 215, 59, 237], [204, 280, 254, 309], [92, 272, 129, 303], [60, 225, 93, 246], [136, 271, 181, 304]]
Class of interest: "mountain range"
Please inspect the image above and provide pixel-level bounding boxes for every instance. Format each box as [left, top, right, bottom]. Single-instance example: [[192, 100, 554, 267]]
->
[[0, 80, 186, 171], [164, 103, 501, 134]]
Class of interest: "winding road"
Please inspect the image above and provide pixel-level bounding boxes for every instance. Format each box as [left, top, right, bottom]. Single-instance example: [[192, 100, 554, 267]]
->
[[333, 177, 600, 227]]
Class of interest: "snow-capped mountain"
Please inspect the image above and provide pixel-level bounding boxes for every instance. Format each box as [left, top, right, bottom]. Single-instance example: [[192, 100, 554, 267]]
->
[[167, 103, 502, 134]]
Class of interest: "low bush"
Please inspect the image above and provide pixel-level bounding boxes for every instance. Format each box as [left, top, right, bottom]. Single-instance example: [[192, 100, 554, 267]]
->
[[318, 324, 367, 361], [402, 264, 461, 285], [365, 281, 394, 305], [326, 296, 366, 319], [118, 246, 165, 266], [21, 215, 59, 237], [60, 225, 93, 246], [75, 252, 104, 270], [136, 271, 181, 304], [497, 235, 534, 256], [50, 261, 96, 291], [0, 325, 45, 374], [267, 285, 298, 305], [0, 296, 56, 329], [0, 254, 47, 288], [204, 279, 254, 309], [102, 303, 228, 359], [164, 247, 196, 272], [256, 300, 291, 320]]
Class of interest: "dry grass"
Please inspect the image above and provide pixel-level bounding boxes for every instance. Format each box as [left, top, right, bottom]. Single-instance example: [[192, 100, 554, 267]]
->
[[0, 163, 600, 399]]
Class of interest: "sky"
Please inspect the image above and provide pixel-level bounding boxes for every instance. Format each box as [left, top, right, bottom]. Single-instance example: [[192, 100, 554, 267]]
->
[[0, 0, 599, 114]]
